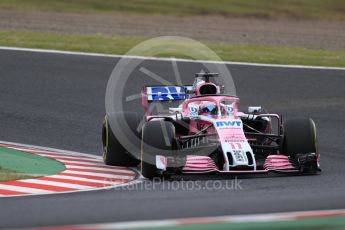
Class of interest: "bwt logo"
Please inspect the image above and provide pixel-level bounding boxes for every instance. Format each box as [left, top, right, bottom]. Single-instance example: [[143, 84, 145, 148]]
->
[[216, 121, 242, 127], [151, 87, 186, 101]]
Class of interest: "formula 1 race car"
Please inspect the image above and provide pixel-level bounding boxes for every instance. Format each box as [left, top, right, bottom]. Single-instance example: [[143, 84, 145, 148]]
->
[[102, 73, 320, 179]]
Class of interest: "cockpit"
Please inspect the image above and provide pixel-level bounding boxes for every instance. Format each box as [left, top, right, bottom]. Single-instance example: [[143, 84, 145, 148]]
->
[[186, 97, 237, 117]]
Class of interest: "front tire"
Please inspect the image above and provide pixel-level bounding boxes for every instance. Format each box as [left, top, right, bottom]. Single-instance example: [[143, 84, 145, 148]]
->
[[282, 118, 318, 173], [102, 113, 141, 167], [141, 120, 176, 179]]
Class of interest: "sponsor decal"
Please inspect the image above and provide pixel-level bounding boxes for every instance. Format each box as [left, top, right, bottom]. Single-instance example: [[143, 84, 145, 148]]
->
[[148, 86, 187, 101], [189, 105, 199, 116], [223, 135, 246, 142], [228, 106, 234, 113], [233, 150, 245, 162], [216, 120, 242, 127]]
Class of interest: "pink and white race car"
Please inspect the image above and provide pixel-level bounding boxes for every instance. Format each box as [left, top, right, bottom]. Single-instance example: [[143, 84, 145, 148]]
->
[[102, 73, 320, 179]]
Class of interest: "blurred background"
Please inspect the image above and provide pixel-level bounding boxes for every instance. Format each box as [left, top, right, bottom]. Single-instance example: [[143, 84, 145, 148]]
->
[[0, 0, 344, 67]]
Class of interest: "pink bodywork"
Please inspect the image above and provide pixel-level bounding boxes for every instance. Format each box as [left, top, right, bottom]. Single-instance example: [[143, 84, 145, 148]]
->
[[182, 155, 295, 172], [141, 86, 149, 113], [183, 96, 242, 142], [263, 155, 295, 170], [183, 156, 218, 171], [142, 88, 300, 173]]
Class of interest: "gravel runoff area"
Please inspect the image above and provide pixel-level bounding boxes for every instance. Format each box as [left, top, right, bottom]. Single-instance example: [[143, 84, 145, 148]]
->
[[0, 9, 344, 50]]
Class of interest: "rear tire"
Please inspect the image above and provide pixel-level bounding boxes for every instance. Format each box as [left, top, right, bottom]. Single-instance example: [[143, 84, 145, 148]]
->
[[102, 113, 141, 167], [282, 118, 318, 172], [141, 120, 176, 179]]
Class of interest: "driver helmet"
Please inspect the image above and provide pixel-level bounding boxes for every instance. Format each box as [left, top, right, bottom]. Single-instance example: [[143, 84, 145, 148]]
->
[[199, 101, 218, 116]]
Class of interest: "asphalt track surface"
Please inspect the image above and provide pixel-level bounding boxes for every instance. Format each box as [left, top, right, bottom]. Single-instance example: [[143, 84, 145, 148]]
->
[[0, 49, 345, 228]]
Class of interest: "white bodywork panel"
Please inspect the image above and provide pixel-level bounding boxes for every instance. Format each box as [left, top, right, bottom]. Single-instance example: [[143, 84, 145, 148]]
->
[[199, 115, 257, 171]]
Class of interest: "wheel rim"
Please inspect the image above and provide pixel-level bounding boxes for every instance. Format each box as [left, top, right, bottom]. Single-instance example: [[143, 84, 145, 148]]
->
[[102, 146, 108, 162]]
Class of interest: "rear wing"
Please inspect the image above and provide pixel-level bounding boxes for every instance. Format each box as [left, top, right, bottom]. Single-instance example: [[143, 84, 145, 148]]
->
[[142, 86, 193, 112]]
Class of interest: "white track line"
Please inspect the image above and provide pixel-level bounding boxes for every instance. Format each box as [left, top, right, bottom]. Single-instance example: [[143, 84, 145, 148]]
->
[[47, 157, 102, 164], [37, 154, 98, 161], [60, 160, 135, 171], [65, 164, 135, 175], [1, 46, 344, 71], [39, 152, 96, 159], [65, 162, 129, 169], [65, 165, 132, 172], [10, 149, 96, 159], [57, 159, 106, 166], [63, 170, 134, 180], [58, 160, 125, 169], [0, 141, 103, 160]]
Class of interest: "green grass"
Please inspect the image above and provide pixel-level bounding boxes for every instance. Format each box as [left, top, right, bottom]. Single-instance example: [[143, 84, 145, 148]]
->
[[0, 146, 65, 182], [0, 0, 344, 20], [137, 216, 345, 230], [0, 31, 143, 55], [0, 168, 30, 182], [1, 30, 345, 67]]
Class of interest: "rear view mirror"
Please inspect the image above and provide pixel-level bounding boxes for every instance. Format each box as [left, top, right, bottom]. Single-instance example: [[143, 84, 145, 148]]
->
[[248, 106, 262, 114]]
